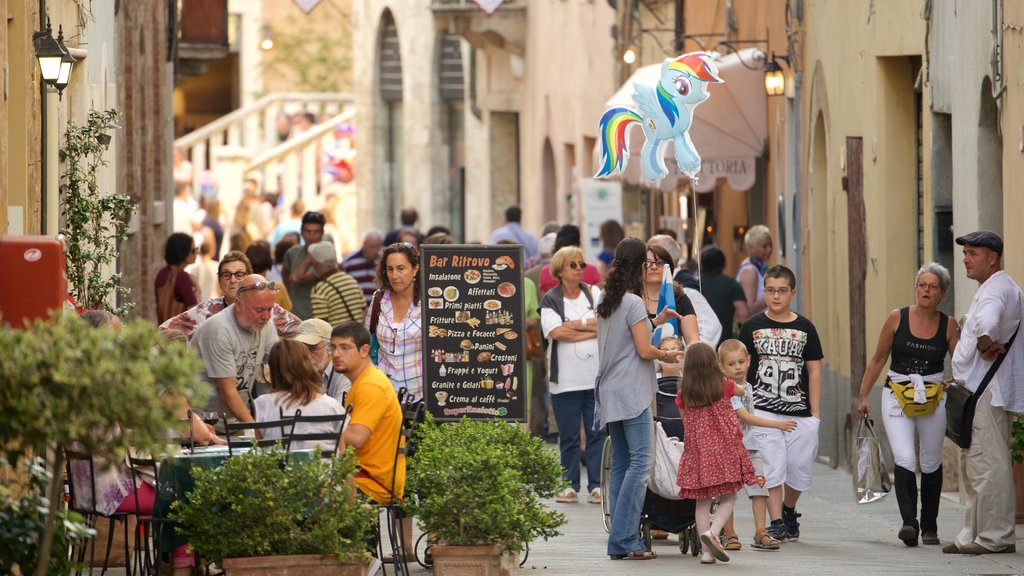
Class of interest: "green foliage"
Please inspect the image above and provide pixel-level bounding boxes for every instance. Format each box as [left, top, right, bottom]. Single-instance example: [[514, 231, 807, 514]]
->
[[59, 108, 136, 315], [406, 417, 567, 551], [171, 447, 375, 565], [261, 15, 351, 92], [1012, 416, 1024, 464], [0, 315, 207, 467], [0, 457, 94, 576]]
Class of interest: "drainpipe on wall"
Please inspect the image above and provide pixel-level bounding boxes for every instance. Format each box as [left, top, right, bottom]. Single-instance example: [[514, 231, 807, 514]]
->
[[991, 0, 1006, 102]]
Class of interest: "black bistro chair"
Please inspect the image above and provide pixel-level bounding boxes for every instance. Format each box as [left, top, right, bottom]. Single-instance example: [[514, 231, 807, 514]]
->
[[64, 448, 133, 576], [285, 407, 350, 457], [219, 413, 298, 455], [377, 391, 425, 576]]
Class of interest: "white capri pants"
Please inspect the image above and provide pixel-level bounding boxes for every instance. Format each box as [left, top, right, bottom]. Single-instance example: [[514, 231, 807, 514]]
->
[[880, 387, 946, 473]]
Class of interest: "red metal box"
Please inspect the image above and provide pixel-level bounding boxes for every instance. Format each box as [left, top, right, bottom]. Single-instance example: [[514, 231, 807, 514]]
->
[[0, 236, 67, 328]]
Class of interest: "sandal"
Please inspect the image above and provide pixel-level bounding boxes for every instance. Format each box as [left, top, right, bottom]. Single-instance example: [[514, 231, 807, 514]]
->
[[555, 488, 578, 503], [610, 549, 658, 560], [722, 533, 742, 551], [751, 531, 780, 550], [700, 531, 730, 562]]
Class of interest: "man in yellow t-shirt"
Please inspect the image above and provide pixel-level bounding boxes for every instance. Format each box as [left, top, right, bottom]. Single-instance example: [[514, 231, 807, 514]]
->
[[330, 321, 405, 504]]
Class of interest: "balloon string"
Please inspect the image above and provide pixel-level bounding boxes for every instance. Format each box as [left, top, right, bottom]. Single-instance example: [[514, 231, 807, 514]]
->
[[691, 176, 702, 294]]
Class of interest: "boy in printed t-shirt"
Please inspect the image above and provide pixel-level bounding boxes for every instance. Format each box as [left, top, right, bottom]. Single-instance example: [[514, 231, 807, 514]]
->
[[737, 265, 824, 544]]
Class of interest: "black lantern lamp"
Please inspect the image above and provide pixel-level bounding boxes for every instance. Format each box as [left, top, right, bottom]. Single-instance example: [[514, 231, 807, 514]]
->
[[764, 52, 789, 97], [33, 17, 75, 99]]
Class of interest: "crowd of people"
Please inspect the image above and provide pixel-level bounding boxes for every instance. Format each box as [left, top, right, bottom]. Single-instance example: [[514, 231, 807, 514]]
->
[[100, 194, 1024, 568]]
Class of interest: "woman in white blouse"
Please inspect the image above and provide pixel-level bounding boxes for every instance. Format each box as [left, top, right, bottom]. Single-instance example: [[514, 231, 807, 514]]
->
[[540, 246, 607, 505]]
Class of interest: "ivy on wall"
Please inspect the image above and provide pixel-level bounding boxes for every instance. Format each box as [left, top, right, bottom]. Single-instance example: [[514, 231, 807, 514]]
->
[[59, 108, 136, 315]]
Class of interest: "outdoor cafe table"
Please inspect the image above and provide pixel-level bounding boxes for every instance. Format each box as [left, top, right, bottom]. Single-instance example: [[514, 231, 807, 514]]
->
[[154, 446, 313, 551]]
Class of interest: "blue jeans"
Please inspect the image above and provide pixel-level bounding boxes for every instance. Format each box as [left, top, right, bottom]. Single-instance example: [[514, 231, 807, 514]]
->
[[606, 408, 653, 555], [550, 389, 606, 493]]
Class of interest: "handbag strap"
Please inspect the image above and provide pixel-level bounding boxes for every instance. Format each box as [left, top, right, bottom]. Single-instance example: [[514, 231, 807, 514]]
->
[[972, 324, 1020, 401]]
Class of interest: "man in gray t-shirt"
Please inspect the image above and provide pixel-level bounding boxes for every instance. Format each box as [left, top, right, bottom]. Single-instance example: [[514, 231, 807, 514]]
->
[[281, 211, 326, 319], [193, 274, 279, 422]]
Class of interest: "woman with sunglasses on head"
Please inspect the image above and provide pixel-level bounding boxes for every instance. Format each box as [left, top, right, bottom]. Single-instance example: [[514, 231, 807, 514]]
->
[[365, 242, 424, 400], [644, 243, 700, 346], [159, 250, 302, 341], [596, 238, 685, 560], [540, 246, 608, 505], [155, 232, 200, 324]]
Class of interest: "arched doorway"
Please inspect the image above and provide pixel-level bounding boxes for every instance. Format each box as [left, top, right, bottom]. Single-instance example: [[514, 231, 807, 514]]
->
[[542, 139, 557, 223], [378, 10, 404, 226], [978, 77, 1002, 235], [437, 31, 465, 240]]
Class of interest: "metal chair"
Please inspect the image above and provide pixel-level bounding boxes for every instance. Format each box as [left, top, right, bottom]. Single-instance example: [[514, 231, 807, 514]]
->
[[377, 392, 425, 576], [219, 413, 298, 456], [64, 448, 133, 576], [285, 407, 350, 457]]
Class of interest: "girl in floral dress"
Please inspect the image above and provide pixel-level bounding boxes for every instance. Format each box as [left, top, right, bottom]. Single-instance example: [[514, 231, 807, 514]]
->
[[676, 342, 758, 564]]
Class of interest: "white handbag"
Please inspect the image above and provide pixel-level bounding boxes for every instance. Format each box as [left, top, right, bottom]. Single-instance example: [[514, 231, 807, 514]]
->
[[649, 421, 686, 500]]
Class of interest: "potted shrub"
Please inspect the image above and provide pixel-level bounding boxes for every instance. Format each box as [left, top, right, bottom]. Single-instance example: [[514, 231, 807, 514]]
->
[[171, 446, 376, 575], [406, 417, 567, 576]]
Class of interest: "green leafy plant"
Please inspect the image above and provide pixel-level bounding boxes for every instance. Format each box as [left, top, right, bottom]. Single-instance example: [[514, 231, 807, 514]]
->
[[59, 108, 136, 315], [0, 457, 94, 576], [171, 447, 375, 565], [0, 315, 207, 576], [406, 417, 567, 552], [260, 15, 352, 92], [1011, 416, 1024, 464]]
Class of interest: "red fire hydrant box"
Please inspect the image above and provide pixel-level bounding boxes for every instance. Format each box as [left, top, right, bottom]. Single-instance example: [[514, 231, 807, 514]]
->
[[0, 236, 67, 328]]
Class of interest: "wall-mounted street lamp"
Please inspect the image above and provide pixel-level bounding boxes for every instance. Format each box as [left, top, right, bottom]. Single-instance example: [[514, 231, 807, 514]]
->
[[764, 52, 789, 97], [622, 43, 638, 64], [260, 25, 274, 51], [33, 17, 75, 99]]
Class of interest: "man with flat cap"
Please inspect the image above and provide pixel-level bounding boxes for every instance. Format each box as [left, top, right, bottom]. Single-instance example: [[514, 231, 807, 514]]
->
[[944, 231, 1024, 555]]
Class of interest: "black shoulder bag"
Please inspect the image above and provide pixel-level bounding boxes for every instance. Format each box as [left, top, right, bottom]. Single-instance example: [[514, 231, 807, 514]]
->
[[945, 327, 1019, 449]]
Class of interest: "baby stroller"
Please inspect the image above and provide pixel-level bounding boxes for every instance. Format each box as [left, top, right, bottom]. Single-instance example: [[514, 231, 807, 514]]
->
[[599, 376, 700, 556]]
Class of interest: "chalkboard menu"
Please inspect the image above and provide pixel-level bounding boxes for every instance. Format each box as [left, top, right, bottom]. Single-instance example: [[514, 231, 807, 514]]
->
[[421, 245, 526, 421]]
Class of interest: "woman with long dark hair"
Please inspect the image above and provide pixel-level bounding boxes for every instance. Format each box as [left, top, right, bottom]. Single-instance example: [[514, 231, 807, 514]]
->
[[596, 238, 684, 560], [366, 242, 423, 400]]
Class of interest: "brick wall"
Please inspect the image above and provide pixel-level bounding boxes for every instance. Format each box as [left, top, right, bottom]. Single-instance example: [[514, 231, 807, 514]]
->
[[117, 0, 172, 321]]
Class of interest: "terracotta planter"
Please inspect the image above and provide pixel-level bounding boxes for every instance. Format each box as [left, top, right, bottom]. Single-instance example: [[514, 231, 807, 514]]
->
[[222, 554, 368, 576], [1014, 461, 1024, 523], [430, 543, 520, 576]]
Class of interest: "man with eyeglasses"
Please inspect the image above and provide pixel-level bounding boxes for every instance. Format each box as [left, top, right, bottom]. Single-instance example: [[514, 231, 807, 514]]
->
[[192, 274, 280, 423], [737, 265, 823, 544], [293, 317, 352, 404], [282, 211, 328, 320], [160, 251, 301, 341]]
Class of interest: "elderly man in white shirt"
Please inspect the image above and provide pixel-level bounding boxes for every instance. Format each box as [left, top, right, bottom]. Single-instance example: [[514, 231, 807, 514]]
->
[[945, 231, 1024, 555]]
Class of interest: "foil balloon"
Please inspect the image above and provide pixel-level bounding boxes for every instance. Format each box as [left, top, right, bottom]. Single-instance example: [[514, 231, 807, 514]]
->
[[595, 52, 723, 183]]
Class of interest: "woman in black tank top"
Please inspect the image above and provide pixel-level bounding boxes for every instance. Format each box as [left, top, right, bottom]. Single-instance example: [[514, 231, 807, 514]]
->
[[857, 263, 959, 547]]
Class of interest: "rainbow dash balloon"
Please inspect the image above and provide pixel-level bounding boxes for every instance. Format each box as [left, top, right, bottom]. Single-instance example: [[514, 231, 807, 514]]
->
[[595, 52, 722, 182]]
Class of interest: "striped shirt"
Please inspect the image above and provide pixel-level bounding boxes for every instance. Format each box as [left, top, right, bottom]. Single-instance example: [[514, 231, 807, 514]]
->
[[340, 249, 378, 305], [311, 271, 367, 326], [365, 290, 423, 400]]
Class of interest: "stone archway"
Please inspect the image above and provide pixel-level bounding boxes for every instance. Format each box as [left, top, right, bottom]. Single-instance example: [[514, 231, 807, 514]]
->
[[542, 139, 557, 223], [377, 9, 404, 226]]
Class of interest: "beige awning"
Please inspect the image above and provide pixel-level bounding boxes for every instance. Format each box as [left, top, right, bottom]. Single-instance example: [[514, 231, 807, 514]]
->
[[596, 48, 767, 192]]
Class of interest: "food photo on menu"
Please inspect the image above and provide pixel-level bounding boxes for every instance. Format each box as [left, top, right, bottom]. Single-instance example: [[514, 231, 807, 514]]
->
[[420, 245, 527, 421]]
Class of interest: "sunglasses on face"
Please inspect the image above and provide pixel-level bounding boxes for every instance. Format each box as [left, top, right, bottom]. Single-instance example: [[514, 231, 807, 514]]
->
[[235, 281, 280, 297], [219, 271, 247, 280], [567, 261, 587, 270], [643, 260, 665, 269]]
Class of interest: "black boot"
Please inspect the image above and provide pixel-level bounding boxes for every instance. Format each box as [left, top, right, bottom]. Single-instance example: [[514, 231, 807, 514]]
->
[[894, 465, 919, 547], [919, 466, 943, 545]]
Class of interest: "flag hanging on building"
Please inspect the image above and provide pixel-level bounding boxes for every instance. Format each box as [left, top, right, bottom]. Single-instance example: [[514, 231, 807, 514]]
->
[[474, 0, 505, 16], [292, 0, 324, 15]]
